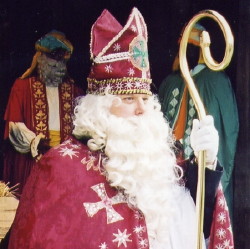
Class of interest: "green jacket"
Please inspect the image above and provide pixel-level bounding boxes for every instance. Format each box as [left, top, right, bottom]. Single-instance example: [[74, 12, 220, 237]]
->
[[159, 65, 239, 215]]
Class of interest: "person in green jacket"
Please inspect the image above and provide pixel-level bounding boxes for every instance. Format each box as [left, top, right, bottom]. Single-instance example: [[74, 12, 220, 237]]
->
[[158, 23, 239, 220]]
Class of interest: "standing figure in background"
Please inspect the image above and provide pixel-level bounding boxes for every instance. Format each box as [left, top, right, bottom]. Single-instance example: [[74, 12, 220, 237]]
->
[[158, 23, 239, 218], [3, 30, 83, 194]]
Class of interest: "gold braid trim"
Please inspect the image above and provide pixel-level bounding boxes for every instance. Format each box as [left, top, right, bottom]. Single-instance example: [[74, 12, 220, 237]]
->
[[87, 77, 152, 85], [88, 89, 152, 96]]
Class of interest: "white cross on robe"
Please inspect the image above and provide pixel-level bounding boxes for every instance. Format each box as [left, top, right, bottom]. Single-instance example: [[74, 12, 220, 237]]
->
[[83, 183, 127, 224]]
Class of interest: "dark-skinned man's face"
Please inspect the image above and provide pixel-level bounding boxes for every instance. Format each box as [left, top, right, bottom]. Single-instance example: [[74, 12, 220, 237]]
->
[[37, 50, 67, 87]]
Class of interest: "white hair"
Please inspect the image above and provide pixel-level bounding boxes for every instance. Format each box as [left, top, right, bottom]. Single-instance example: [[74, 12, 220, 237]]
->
[[73, 93, 115, 150]]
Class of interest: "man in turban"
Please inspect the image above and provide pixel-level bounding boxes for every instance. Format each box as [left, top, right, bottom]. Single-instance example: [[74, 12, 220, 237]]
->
[[158, 23, 239, 219], [3, 30, 83, 194]]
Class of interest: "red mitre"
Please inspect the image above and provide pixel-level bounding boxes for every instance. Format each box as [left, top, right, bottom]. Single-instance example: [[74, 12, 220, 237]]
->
[[87, 7, 152, 95]]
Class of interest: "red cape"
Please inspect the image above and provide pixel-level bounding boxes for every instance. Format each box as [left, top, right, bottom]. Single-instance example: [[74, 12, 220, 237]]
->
[[8, 138, 149, 249]]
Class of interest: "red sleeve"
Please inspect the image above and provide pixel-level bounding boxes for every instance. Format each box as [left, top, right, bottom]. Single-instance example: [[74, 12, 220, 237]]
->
[[4, 78, 31, 139]]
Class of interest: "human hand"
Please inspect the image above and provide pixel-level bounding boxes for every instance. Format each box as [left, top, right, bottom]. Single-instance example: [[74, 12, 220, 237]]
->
[[30, 133, 50, 158], [190, 115, 219, 167], [37, 138, 51, 155]]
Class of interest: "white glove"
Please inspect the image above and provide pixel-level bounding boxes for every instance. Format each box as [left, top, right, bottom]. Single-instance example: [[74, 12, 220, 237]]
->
[[190, 115, 219, 169]]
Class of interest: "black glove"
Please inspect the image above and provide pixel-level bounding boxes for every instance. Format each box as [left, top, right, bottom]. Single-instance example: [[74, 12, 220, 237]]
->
[[37, 138, 51, 155]]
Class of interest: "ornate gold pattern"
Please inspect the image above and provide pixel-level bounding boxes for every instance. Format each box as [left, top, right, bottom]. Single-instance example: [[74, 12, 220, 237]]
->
[[87, 77, 152, 95], [30, 78, 75, 142], [31, 79, 48, 137], [87, 77, 151, 85], [60, 82, 74, 141]]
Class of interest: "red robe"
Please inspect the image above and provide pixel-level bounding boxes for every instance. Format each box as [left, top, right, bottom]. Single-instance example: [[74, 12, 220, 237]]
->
[[8, 138, 149, 249], [209, 184, 234, 249], [8, 137, 234, 249], [3, 76, 83, 194]]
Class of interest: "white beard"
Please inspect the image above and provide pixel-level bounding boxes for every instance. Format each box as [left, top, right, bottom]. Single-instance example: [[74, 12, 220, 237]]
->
[[73, 94, 200, 248], [103, 109, 198, 248]]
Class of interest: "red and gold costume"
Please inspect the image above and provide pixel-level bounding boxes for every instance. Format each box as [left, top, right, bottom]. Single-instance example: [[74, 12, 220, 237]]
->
[[8, 138, 150, 249], [3, 76, 82, 194]]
